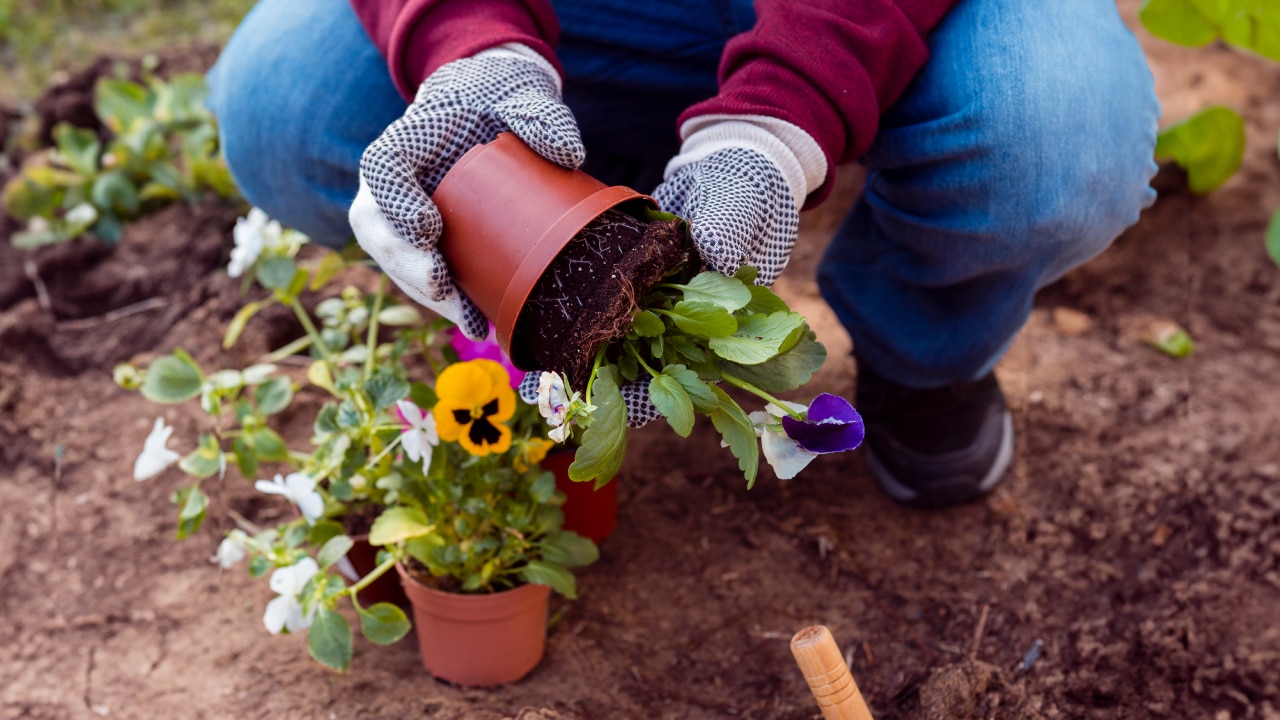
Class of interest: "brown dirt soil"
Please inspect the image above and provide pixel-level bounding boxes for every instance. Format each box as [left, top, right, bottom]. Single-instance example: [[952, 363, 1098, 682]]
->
[[3, 4, 1280, 718]]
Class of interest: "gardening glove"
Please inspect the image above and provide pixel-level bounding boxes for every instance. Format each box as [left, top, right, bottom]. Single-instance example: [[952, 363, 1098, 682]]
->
[[652, 116, 828, 287], [349, 43, 586, 340], [518, 371, 661, 430]]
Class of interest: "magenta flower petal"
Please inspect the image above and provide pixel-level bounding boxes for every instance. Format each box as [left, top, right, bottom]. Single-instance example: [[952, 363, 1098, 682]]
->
[[780, 394, 865, 454], [449, 324, 525, 388]]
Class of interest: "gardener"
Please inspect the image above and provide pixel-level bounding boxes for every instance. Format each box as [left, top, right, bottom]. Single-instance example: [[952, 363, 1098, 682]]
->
[[207, 0, 1158, 508]]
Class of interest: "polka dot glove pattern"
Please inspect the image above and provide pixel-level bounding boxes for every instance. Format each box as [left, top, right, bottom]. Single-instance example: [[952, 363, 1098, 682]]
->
[[348, 46, 586, 340], [651, 147, 800, 287], [518, 371, 662, 430]]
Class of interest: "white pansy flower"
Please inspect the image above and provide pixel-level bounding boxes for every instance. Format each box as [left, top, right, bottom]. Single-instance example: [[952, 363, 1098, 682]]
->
[[536, 372, 569, 428], [548, 423, 570, 444], [64, 203, 98, 227], [241, 364, 277, 385], [395, 400, 438, 473], [748, 401, 816, 481], [255, 472, 324, 524], [133, 417, 181, 481], [263, 557, 319, 635], [212, 530, 249, 569]]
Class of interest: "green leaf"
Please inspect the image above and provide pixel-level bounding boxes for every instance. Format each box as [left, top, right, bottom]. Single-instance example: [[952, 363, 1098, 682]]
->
[[247, 427, 289, 462], [52, 123, 101, 175], [307, 608, 352, 671], [541, 531, 599, 569], [175, 485, 207, 540], [529, 471, 556, 503], [309, 519, 345, 547], [707, 311, 806, 365], [709, 386, 759, 488], [1155, 105, 1245, 194], [721, 332, 827, 393], [365, 372, 409, 412], [93, 214, 123, 244], [94, 78, 154, 134], [2, 167, 74, 221], [257, 256, 296, 291], [358, 603, 411, 645], [668, 300, 737, 338], [90, 171, 140, 216], [314, 403, 340, 435], [223, 299, 268, 350], [631, 310, 665, 337], [141, 352, 204, 403], [179, 434, 224, 479], [232, 436, 257, 479], [744, 285, 789, 315], [648, 372, 695, 437], [1266, 206, 1280, 269], [309, 251, 347, 291], [663, 364, 719, 413], [734, 266, 759, 285], [568, 371, 628, 487], [521, 560, 577, 599], [679, 272, 752, 311], [369, 507, 435, 545], [408, 381, 437, 410], [1139, 0, 1220, 46], [254, 376, 293, 415], [317, 535, 355, 569]]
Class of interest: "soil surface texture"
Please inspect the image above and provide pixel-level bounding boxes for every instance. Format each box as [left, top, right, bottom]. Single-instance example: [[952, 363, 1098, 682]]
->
[[516, 207, 690, 388], [2, 5, 1279, 718]]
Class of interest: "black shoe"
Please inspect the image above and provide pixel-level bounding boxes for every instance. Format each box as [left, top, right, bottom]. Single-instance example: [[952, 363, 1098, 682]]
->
[[855, 363, 1013, 508]]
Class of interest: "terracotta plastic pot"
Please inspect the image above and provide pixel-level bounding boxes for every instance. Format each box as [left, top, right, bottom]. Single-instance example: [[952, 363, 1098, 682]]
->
[[397, 563, 552, 686], [433, 132, 656, 369], [540, 447, 617, 544], [346, 535, 408, 607]]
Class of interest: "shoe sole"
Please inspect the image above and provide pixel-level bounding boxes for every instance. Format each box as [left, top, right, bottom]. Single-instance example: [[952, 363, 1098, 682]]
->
[[866, 411, 1014, 509]]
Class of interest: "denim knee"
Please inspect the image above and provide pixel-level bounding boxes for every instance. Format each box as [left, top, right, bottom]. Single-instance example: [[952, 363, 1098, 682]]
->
[[207, 0, 405, 248]]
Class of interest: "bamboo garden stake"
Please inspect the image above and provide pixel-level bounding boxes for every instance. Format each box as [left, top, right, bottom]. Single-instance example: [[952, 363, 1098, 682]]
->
[[790, 625, 874, 720]]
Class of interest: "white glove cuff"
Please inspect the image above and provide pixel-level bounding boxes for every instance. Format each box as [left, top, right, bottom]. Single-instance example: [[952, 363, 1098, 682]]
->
[[467, 43, 563, 94], [665, 115, 828, 210]]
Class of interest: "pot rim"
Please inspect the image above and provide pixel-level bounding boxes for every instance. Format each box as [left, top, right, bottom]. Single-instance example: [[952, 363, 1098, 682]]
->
[[396, 561, 551, 621]]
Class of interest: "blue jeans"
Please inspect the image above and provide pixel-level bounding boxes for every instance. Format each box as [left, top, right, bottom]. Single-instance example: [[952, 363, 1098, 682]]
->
[[207, 0, 1158, 388]]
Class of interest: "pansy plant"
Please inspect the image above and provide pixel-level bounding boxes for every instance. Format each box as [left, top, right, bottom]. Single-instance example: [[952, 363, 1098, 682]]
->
[[536, 265, 864, 487], [120, 209, 596, 672]]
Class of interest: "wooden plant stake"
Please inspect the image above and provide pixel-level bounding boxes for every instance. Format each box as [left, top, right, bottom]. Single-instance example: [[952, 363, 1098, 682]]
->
[[790, 625, 874, 720]]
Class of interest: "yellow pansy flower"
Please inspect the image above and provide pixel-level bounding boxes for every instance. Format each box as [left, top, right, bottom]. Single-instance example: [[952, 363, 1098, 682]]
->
[[433, 359, 516, 456], [514, 437, 555, 473]]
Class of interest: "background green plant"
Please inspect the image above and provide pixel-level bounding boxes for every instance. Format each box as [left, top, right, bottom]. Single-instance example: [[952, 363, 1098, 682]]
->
[[3, 71, 238, 246], [1139, 0, 1280, 267]]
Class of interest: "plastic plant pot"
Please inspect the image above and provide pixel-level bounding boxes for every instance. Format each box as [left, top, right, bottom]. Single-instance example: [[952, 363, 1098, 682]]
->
[[433, 132, 656, 369], [397, 563, 552, 686]]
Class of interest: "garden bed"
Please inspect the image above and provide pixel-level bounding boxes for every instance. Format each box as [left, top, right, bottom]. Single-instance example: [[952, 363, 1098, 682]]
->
[[1, 4, 1278, 718]]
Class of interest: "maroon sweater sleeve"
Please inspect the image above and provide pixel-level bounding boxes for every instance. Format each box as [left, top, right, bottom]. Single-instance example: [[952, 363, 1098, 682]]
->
[[350, 0, 560, 100], [681, 0, 959, 207]]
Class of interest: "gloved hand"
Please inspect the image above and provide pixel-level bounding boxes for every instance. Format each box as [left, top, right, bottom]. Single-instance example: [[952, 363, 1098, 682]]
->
[[652, 117, 828, 287], [348, 44, 586, 339], [518, 372, 661, 430]]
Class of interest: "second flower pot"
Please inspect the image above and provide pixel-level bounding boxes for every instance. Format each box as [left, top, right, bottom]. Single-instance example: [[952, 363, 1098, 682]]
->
[[397, 562, 552, 686], [540, 447, 617, 544], [433, 132, 655, 369]]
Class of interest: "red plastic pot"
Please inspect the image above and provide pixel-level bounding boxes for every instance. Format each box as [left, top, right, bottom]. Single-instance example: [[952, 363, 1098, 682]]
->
[[540, 447, 617, 544], [433, 132, 656, 369], [397, 563, 551, 686]]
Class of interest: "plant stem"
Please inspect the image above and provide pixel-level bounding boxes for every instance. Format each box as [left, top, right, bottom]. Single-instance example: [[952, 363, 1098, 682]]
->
[[263, 334, 314, 363], [720, 371, 805, 420], [346, 555, 398, 597], [365, 434, 404, 469], [364, 275, 388, 384], [628, 344, 661, 379], [287, 298, 336, 365], [583, 346, 608, 405]]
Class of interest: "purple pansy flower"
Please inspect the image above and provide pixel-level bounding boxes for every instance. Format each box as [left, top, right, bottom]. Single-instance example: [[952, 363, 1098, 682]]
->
[[780, 394, 865, 454], [448, 324, 524, 389]]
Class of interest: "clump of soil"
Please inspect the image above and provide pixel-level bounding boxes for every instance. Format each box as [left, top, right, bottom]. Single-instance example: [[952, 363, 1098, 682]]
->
[[515, 207, 692, 388]]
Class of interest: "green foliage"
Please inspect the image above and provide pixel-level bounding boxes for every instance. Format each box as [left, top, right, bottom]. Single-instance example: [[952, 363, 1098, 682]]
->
[[140, 350, 203, 403], [357, 603, 411, 645], [1267, 207, 1280, 269], [565, 267, 827, 487], [1140, 0, 1280, 60], [3, 72, 239, 247], [1155, 105, 1246, 194], [307, 608, 352, 672]]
